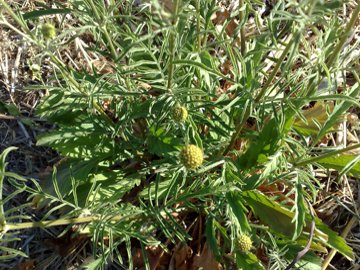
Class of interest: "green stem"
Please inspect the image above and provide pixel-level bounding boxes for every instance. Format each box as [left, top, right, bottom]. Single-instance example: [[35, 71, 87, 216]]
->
[[196, 0, 201, 51], [0, 0, 31, 37], [255, 33, 298, 103], [221, 106, 250, 156], [3, 215, 124, 231], [326, 3, 360, 68], [239, 0, 246, 56], [166, 0, 180, 90], [0, 147, 18, 231], [293, 143, 360, 167], [88, 0, 118, 59]]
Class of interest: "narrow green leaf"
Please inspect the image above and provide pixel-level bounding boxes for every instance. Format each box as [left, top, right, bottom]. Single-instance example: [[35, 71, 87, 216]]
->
[[226, 192, 251, 232], [317, 155, 360, 177], [23, 8, 71, 20], [313, 84, 359, 145], [205, 216, 221, 259], [292, 175, 306, 240], [235, 250, 265, 270]]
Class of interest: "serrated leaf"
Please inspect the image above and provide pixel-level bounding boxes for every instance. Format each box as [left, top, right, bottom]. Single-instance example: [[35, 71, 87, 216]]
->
[[36, 124, 112, 159]]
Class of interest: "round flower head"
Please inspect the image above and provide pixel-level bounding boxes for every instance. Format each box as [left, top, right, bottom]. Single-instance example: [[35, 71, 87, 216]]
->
[[41, 23, 56, 39], [180, 144, 203, 169], [238, 234, 252, 252], [172, 106, 188, 122]]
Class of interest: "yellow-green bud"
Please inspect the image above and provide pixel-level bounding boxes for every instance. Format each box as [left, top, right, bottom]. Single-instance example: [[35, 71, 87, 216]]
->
[[180, 144, 203, 169], [41, 23, 56, 39], [238, 234, 252, 252], [172, 106, 188, 122]]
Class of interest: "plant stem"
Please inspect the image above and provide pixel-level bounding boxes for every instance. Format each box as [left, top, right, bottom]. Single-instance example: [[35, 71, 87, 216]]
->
[[167, 0, 181, 90], [0, 0, 31, 37], [0, 147, 17, 232], [88, 0, 118, 59], [3, 215, 124, 231], [325, 3, 360, 68], [196, 0, 201, 51], [221, 105, 250, 156], [255, 33, 298, 103], [293, 143, 360, 167], [239, 0, 246, 56]]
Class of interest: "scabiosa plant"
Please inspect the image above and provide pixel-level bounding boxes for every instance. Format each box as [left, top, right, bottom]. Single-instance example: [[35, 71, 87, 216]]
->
[[180, 144, 203, 169], [238, 234, 253, 253], [172, 105, 188, 122], [41, 23, 56, 39]]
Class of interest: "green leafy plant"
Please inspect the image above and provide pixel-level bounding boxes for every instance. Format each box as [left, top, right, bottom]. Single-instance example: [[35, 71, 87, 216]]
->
[[0, 0, 359, 269]]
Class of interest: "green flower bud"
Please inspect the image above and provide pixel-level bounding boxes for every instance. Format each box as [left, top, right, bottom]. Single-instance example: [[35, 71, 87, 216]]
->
[[41, 23, 56, 39], [238, 234, 252, 252], [172, 106, 188, 122], [180, 144, 203, 169]]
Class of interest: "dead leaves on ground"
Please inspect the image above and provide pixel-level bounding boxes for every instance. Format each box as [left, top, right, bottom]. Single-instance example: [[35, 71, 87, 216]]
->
[[133, 241, 223, 270]]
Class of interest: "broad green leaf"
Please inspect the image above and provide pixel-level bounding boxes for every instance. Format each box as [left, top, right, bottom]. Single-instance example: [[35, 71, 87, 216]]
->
[[36, 159, 99, 208], [317, 155, 360, 177], [278, 243, 322, 270], [242, 191, 354, 260], [242, 190, 296, 236], [36, 124, 112, 159], [314, 217, 354, 260], [235, 250, 265, 270], [147, 126, 180, 156]]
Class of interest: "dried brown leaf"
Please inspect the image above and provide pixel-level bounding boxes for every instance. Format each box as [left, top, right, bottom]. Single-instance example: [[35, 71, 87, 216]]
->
[[190, 242, 223, 270]]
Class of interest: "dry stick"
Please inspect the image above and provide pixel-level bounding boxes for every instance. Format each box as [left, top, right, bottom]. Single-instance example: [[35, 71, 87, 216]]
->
[[321, 205, 360, 270], [285, 200, 316, 270]]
